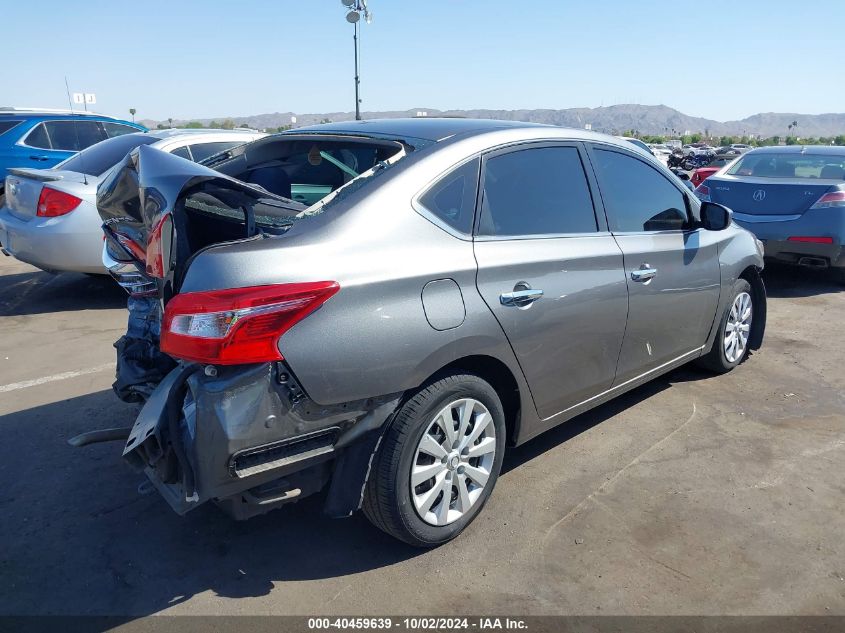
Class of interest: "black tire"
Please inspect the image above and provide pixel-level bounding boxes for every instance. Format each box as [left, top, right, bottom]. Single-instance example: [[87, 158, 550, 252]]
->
[[697, 278, 754, 373], [362, 372, 506, 547], [830, 267, 845, 286]]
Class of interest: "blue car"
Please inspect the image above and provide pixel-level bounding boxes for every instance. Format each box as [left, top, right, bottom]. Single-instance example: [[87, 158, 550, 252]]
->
[[695, 145, 845, 283], [0, 108, 145, 187]]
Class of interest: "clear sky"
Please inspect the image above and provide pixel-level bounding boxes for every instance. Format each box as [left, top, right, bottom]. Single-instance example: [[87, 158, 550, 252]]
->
[[2, 0, 842, 123]]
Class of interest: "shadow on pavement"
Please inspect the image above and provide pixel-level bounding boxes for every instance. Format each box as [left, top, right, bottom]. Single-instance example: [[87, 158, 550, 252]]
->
[[0, 357, 729, 616], [762, 263, 843, 299], [0, 389, 422, 616], [0, 271, 126, 317]]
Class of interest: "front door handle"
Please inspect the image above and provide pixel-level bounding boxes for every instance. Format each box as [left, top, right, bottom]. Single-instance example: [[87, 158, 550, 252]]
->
[[631, 266, 658, 282], [29, 155, 49, 161], [500, 288, 544, 307]]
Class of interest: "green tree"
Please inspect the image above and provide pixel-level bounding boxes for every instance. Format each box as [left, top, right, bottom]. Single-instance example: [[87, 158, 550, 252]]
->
[[221, 119, 235, 130], [184, 121, 204, 129], [208, 120, 221, 129]]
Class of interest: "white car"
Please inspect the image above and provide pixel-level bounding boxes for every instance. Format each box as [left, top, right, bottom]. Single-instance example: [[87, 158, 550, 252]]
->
[[0, 129, 265, 274], [649, 145, 672, 166]]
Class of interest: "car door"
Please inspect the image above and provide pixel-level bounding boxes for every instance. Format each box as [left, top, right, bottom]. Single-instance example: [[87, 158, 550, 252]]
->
[[587, 144, 722, 385], [473, 143, 629, 420], [19, 120, 105, 168]]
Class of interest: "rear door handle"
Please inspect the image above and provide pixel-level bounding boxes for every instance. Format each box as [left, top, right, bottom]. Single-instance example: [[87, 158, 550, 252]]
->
[[500, 288, 544, 307], [631, 267, 658, 282], [29, 155, 49, 161]]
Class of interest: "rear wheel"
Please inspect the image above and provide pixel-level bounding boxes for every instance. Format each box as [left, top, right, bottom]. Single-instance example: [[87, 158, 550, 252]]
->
[[697, 278, 754, 373], [363, 373, 506, 547]]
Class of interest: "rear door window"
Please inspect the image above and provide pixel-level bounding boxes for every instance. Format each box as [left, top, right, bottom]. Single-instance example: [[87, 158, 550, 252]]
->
[[189, 141, 243, 163], [24, 123, 51, 149], [170, 146, 192, 160], [102, 122, 140, 138], [43, 121, 106, 151], [417, 158, 480, 235], [477, 146, 598, 237], [591, 148, 689, 232]]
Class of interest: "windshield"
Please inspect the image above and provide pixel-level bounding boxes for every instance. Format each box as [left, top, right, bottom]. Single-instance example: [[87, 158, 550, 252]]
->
[[726, 152, 845, 180], [56, 133, 156, 176]]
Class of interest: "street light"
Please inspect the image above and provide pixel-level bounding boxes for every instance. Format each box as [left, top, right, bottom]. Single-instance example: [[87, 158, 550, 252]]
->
[[342, 0, 372, 120]]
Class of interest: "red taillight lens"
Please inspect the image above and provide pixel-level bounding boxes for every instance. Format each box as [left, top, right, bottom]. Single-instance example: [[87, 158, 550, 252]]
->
[[161, 282, 340, 365], [787, 236, 834, 244], [36, 187, 82, 217], [145, 214, 169, 278], [694, 183, 711, 202], [810, 191, 845, 209]]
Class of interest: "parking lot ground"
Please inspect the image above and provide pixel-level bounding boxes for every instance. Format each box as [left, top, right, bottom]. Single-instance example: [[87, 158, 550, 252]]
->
[[0, 253, 844, 617]]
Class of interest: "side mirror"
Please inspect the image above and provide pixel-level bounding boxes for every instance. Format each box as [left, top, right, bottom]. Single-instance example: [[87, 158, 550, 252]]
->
[[700, 202, 732, 231]]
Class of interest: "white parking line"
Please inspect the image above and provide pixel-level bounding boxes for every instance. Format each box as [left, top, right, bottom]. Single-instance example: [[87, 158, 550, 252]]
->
[[0, 362, 115, 393]]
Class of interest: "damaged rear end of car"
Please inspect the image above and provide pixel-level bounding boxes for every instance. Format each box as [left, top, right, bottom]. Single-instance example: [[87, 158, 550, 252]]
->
[[96, 136, 409, 519]]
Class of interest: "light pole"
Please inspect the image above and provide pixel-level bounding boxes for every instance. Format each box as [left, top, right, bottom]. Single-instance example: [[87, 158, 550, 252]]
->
[[342, 0, 372, 121]]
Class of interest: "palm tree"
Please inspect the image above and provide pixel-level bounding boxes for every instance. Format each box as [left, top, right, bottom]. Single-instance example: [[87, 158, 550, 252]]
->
[[129, 108, 136, 123]]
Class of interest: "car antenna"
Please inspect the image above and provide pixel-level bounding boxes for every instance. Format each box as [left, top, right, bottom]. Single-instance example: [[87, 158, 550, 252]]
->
[[64, 76, 88, 185]]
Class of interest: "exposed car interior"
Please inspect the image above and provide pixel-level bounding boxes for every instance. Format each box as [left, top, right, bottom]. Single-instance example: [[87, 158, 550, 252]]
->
[[172, 136, 407, 273], [212, 135, 406, 205]]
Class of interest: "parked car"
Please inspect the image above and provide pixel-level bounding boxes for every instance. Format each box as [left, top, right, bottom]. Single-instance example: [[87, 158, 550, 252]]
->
[[619, 136, 654, 155], [695, 145, 845, 282], [649, 145, 672, 166], [0, 108, 144, 185], [0, 129, 264, 274], [691, 155, 738, 187], [730, 143, 753, 153], [94, 119, 766, 547]]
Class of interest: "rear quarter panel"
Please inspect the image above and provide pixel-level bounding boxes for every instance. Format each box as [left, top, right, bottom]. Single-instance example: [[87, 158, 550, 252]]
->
[[178, 136, 536, 423]]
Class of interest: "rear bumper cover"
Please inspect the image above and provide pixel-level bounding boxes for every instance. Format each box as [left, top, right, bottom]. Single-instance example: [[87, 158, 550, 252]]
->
[[123, 361, 401, 519], [732, 207, 845, 268]]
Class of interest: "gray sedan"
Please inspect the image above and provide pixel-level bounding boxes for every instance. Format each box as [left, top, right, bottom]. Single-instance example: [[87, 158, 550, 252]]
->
[[95, 119, 766, 546]]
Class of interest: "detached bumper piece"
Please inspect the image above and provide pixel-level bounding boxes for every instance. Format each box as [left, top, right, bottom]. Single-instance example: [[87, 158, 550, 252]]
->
[[123, 361, 400, 519]]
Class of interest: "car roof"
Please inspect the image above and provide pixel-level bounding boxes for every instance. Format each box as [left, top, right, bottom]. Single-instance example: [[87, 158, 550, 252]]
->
[[144, 128, 262, 139], [0, 109, 135, 124], [291, 118, 552, 143], [284, 118, 654, 156], [747, 145, 845, 155]]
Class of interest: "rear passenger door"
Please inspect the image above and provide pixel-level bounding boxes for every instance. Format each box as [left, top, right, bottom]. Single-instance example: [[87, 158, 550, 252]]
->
[[473, 143, 629, 420], [587, 144, 722, 384]]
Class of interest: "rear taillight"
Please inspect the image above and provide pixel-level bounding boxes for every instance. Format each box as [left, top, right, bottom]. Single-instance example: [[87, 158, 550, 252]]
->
[[36, 187, 82, 217], [145, 214, 170, 278], [787, 236, 834, 244], [161, 282, 340, 365], [809, 191, 845, 209], [694, 183, 710, 202]]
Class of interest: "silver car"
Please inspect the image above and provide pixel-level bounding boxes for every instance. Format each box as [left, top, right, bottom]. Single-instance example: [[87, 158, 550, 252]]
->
[[0, 129, 265, 274], [93, 119, 766, 547]]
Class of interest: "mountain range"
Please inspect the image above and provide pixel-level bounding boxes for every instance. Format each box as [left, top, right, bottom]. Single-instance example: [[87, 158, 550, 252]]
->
[[139, 104, 845, 138]]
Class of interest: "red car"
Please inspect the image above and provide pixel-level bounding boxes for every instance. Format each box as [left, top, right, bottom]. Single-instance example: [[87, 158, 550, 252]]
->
[[691, 155, 737, 187]]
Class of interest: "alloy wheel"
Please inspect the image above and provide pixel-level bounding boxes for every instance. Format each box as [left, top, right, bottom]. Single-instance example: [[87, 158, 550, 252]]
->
[[410, 398, 497, 526], [724, 291, 752, 363]]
